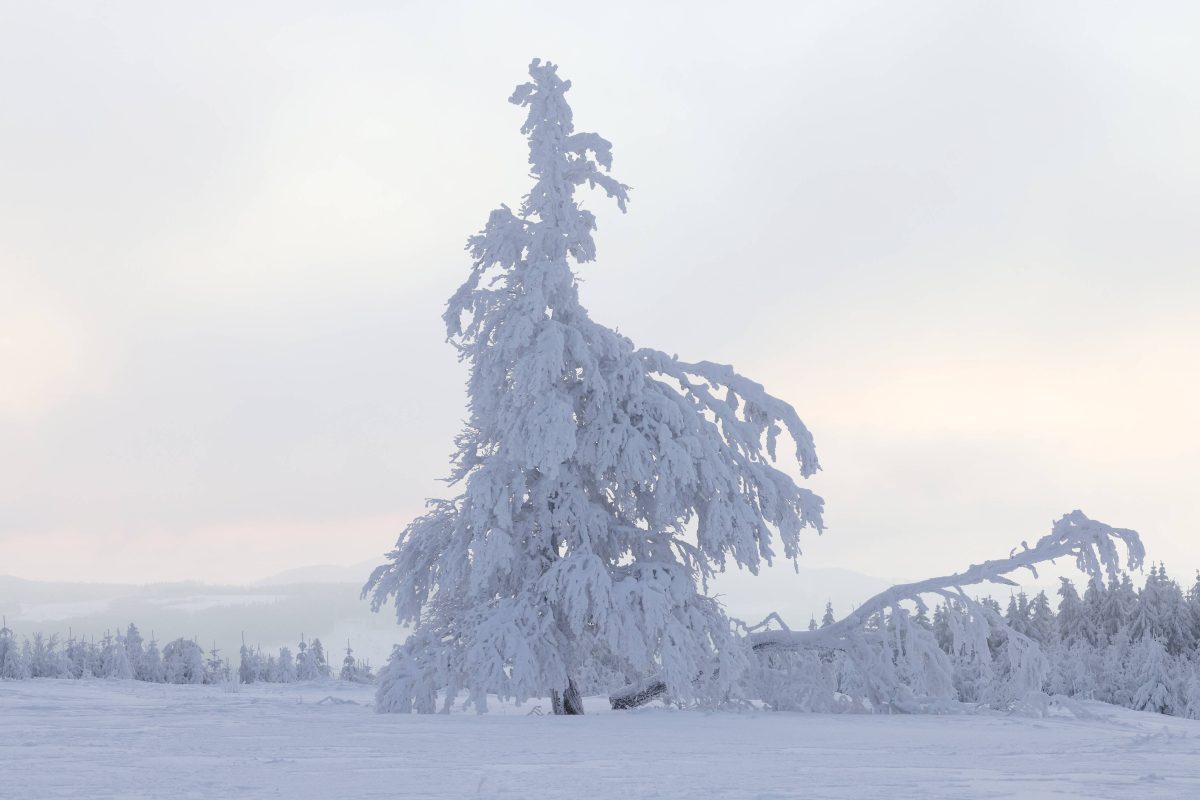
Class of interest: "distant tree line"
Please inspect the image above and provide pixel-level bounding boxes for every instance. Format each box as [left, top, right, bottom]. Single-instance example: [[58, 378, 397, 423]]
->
[[0, 621, 375, 685]]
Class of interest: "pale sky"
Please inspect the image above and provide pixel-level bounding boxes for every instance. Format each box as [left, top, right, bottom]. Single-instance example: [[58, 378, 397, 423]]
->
[[2, 1, 1198, 593]]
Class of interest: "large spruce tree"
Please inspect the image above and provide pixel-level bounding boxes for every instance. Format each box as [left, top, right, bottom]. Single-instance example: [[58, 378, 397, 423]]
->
[[365, 60, 824, 714]]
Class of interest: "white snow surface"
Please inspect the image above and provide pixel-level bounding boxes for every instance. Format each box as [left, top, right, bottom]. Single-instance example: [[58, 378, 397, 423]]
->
[[4, 680, 1200, 799]]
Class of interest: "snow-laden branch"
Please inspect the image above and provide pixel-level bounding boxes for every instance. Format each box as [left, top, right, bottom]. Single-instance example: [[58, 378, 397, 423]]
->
[[749, 510, 1143, 652], [611, 511, 1143, 711]]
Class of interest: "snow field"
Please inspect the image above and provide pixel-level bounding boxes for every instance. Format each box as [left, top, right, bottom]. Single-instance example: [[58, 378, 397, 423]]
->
[[4, 679, 1200, 799]]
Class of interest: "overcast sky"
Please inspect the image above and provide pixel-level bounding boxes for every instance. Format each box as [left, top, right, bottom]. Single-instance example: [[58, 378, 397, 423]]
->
[[2, 1, 1198, 596]]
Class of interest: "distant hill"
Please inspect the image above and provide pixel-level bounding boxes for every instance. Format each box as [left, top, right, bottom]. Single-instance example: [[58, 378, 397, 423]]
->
[[255, 559, 380, 586]]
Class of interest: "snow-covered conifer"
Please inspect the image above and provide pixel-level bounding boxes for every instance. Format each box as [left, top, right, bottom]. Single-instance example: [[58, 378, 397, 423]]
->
[[101, 631, 134, 679], [338, 642, 376, 684], [1130, 565, 1163, 644], [1153, 565, 1194, 654], [25, 632, 67, 678], [1188, 572, 1200, 644], [124, 624, 144, 676], [1184, 664, 1200, 720], [340, 642, 358, 682], [1102, 573, 1137, 642], [366, 59, 823, 714], [273, 647, 297, 683], [1096, 631, 1134, 707], [310, 638, 331, 678], [1082, 578, 1108, 646], [162, 638, 205, 684], [205, 643, 229, 684], [81, 637, 101, 678], [820, 602, 836, 629], [932, 603, 953, 652], [1048, 641, 1095, 699], [0, 619, 28, 680], [238, 639, 259, 684], [1129, 636, 1177, 715], [296, 636, 318, 681], [1056, 578, 1091, 648], [912, 604, 933, 631], [140, 636, 165, 683], [1027, 591, 1055, 646], [1004, 594, 1031, 638]]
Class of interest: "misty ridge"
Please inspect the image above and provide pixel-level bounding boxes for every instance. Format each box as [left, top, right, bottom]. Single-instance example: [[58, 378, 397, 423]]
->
[[0, 562, 896, 674], [0, 563, 394, 669]]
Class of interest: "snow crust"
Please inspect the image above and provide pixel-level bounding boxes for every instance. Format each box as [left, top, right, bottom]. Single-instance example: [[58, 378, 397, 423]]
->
[[4, 679, 1200, 799]]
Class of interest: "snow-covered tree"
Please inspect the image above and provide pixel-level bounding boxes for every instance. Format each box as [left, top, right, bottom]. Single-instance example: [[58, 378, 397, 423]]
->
[[1004, 594, 1028, 638], [310, 638, 331, 678], [1048, 641, 1096, 699], [1083, 578, 1108, 645], [1130, 565, 1164, 644], [1153, 565, 1194, 654], [124, 624, 144, 676], [932, 603, 952, 652], [1027, 591, 1055, 646], [1188, 572, 1200, 643], [296, 636, 319, 681], [1129, 636, 1177, 715], [238, 639, 260, 684], [366, 59, 823, 714], [1184, 664, 1200, 720], [1102, 573, 1137, 642], [1056, 578, 1091, 648], [912, 604, 933, 631], [25, 633, 68, 678], [62, 634, 85, 679], [820, 602, 836, 629], [0, 618, 28, 680], [1096, 630, 1134, 707], [101, 631, 134, 679], [272, 647, 297, 683], [340, 642, 358, 682], [338, 641, 375, 684], [140, 636, 165, 683], [205, 643, 229, 684], [162, 638, 205, 684]]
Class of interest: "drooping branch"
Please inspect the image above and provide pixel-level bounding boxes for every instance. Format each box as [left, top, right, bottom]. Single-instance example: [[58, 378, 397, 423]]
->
[[750, 510, 1142, 653], [610, 510, 1142, 710]]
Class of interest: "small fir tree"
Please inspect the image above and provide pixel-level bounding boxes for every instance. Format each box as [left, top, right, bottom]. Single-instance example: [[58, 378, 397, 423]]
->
[[310, 638, 331, 678], [140, 637, 165, 683], [821, 602, 836, 629], [0, 618, 28, 680]]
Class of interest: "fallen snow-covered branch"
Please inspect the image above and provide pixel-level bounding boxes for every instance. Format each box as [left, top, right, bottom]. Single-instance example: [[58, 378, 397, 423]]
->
[[750, 510, 1142, 652], [611, 511, 1143, 711]]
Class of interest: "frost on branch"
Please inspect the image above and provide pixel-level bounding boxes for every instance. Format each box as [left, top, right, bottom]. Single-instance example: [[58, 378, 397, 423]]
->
[[365, 60, 824, 713]]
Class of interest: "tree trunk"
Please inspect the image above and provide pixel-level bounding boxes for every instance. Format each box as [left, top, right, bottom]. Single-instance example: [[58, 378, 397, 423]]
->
[[551, 676, 584, 715], [609, 676, 667, 710]]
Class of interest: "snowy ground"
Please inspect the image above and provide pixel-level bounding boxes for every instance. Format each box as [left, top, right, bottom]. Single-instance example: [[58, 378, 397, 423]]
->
[[4, 680, 1200, 799]]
